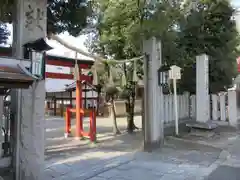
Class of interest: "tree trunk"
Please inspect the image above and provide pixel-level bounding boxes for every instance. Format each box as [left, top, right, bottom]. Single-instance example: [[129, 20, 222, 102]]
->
[[142, 88, 145, 136], [96, 91, 100, 115], [126, 84, 138, 133], [126, 100, 135, 133], [111, 97, 121, 135], [126, 98, 133, 133]]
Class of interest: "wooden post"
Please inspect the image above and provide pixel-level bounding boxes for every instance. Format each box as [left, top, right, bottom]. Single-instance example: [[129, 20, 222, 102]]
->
[[65, 107, 71, 138], [69, 91, 73, 107], [53, 96, 57, 116], [61, 92, 64, 117], [85, 83, 87, 109], [89, 110, 96, 142]]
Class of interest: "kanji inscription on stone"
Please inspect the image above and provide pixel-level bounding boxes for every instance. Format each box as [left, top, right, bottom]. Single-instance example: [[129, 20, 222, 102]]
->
[[23, 0, 47, 44], [25, 4, 44, 32]]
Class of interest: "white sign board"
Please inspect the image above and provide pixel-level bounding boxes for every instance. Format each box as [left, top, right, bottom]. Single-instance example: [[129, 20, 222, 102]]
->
[[169, 65, 181, 80], [31, 51, 43, 77], [23, 0, 47, 44], [169, 65, 181, 135]]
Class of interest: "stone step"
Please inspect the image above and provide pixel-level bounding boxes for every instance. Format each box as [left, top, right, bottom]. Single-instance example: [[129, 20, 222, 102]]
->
[[186, 121, 218, 130]]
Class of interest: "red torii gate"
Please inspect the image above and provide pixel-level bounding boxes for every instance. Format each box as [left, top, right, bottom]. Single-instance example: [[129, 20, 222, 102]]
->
[[0, 47, 96, 142], [46, 56, 96, 142]]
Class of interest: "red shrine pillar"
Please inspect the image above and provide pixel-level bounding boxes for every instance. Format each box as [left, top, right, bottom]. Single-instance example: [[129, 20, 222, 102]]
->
[[75, 80, 83, 139]]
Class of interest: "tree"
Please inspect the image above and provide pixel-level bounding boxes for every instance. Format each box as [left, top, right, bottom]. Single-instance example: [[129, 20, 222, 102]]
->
[[88, 0, 143, 133], [99, 63, 121, 135], [0, 23, 9, 44], [178, 0, 240, 93], [88, 0, 139, 134], [88, 0, 184, 133], [106, 85, 121, 135], [0, 0, 92, 37]]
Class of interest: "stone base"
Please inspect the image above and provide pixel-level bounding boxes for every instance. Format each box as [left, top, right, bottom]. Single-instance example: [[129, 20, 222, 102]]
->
[[64, 133, 72, 138], [186, 121, 218, 130], [0, 157, 10, 169], [143, 139, 163, 152]]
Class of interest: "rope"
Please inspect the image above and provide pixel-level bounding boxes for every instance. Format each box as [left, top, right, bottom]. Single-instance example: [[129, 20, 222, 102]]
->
[[51, 34, 144, 64], [51, 34, 144, 85], [105, 55, 144, 64]]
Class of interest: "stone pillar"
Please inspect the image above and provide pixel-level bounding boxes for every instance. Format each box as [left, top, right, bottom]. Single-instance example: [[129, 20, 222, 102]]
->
[[196, 54, 210, 123], [211, 94, 218, 121], [143, 37, 163, 150], [219, 93, 226, 121], [228, 90, 238, 127], [0, 96, 4, 157], [12, 0, 47, 179]]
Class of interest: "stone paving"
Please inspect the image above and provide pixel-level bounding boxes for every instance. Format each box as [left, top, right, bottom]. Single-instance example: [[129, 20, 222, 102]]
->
[[44, 137, 223, 180], [44, 116, 240, 180]]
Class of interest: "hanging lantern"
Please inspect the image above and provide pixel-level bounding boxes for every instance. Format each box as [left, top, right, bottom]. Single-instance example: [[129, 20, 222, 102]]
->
[[158, 64, 170, 87]]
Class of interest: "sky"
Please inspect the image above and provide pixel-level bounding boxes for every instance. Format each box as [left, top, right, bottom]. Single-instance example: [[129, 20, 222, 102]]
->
[[6, 25, 91, 60], [5, 0, 240, 59], [232, 0, 240, 7], [4, 0, 240, 91]]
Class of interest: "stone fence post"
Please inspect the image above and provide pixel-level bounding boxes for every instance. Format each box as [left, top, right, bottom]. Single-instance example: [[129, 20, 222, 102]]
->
[[228, 89, 238, 127]]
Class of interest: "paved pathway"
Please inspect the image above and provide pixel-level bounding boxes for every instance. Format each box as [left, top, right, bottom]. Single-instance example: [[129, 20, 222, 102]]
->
[[44, 116, 240, 180], [44, 137, 223, 180]]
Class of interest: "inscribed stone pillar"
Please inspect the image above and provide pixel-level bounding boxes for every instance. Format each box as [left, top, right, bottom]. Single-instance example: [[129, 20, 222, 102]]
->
[[143, 37, 163, 150], [12, 0, 47, 179], [196, 54, 210, 123]]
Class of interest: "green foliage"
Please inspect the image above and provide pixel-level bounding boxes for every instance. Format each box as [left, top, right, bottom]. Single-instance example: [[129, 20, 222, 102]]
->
[[105, 86, 119, 97], [179, 0, 240, 93], [94, 0, 142, 59], [89, 0, 239, 94], [0, 0, 92, 36]]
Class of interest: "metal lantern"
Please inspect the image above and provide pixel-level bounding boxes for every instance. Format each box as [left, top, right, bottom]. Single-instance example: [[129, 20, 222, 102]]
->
[[24, 38, 53, 80], [158, 64, 170, 87]]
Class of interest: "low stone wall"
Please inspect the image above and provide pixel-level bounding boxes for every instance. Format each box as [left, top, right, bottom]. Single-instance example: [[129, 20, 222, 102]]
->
[[46, 99, 143, 117], [114, 99, 142, 117]]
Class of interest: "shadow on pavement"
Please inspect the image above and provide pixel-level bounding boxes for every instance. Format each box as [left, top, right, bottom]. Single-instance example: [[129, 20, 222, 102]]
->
[[45, 116, 143, 163], [45, 151, 134, 180]]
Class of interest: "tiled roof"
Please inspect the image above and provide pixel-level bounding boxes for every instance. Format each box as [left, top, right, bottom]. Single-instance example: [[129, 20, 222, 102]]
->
[[65, 81, 96, 91], [45, 79, 95, 92], [45, 79, 74, 92]]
